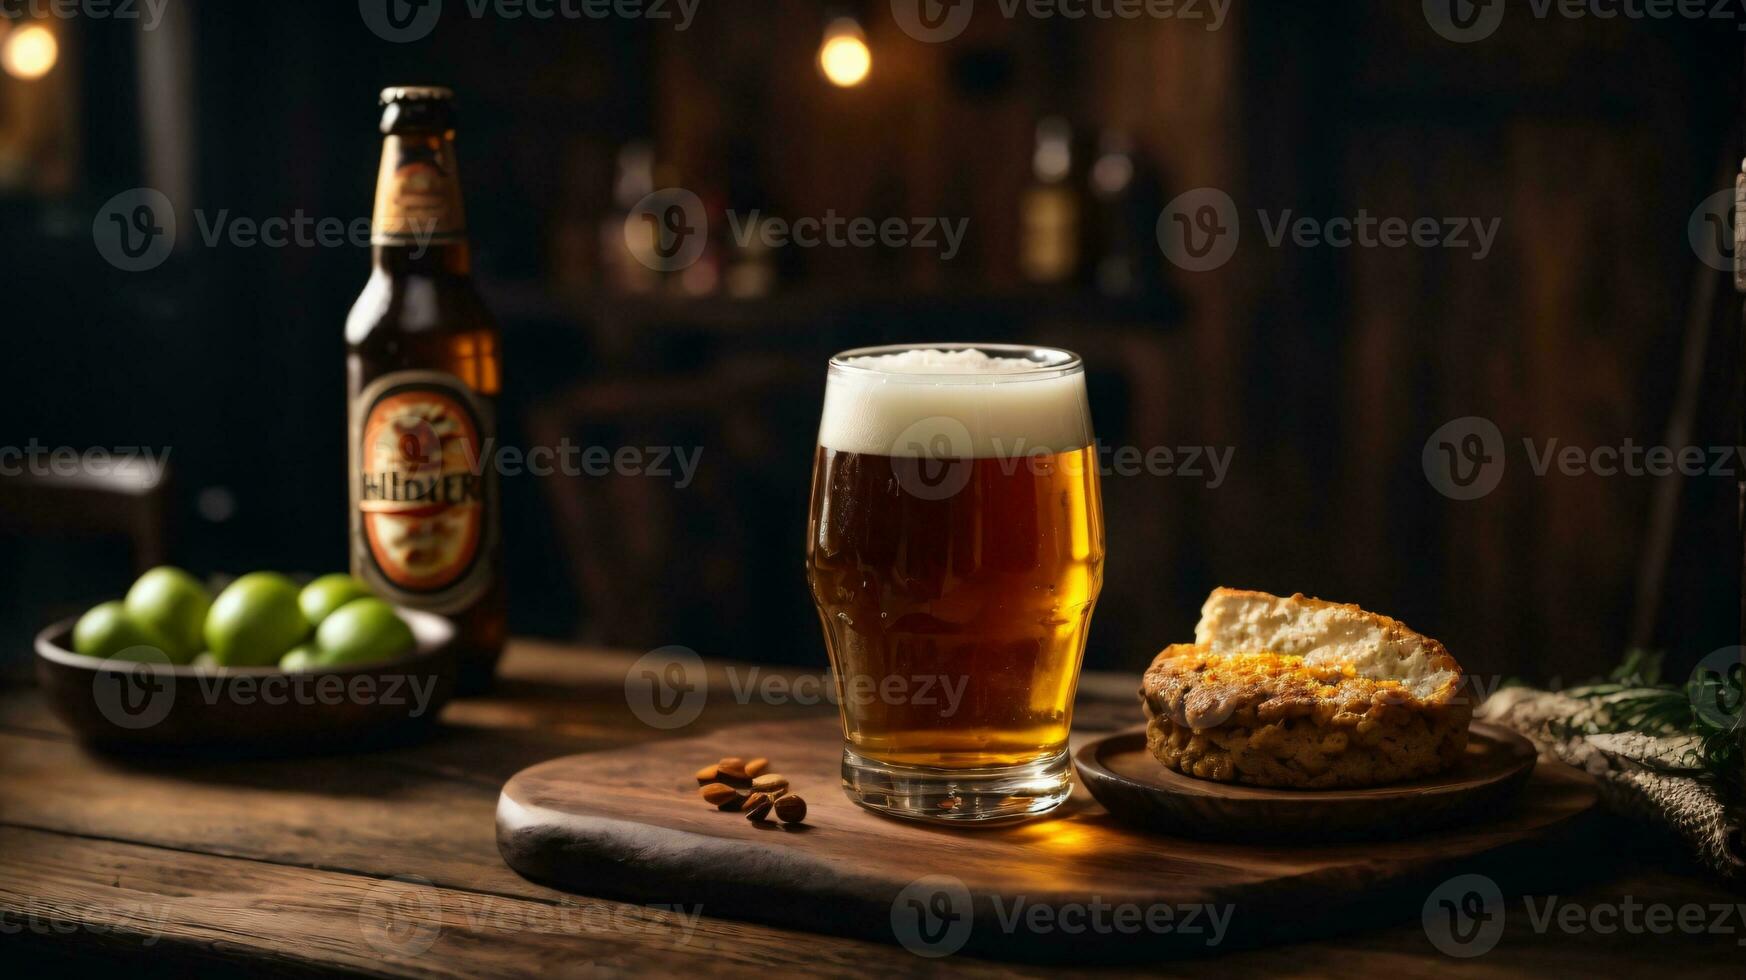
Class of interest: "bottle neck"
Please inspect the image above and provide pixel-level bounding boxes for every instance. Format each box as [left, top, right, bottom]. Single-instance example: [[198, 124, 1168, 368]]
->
[[372, 240, 472, 276], [371, 129, 470, 276]]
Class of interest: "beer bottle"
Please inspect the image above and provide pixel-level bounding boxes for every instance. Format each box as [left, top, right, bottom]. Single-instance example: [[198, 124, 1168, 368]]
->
[[347, 86, 505, 693]]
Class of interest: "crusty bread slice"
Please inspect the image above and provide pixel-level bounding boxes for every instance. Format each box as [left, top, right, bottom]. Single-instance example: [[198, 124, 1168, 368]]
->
[[1140, 588, 1471, 788], [1195, 588, 1465, 705]]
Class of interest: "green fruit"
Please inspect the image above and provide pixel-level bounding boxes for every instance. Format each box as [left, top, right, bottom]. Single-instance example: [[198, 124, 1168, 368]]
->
[[204, 572, 310, 667], [124, 566, 210, 662], [279, 644, 321, 672], [299, 573, 370, 627], [72, 601, 173, 661], [315, 598, 415, 667]]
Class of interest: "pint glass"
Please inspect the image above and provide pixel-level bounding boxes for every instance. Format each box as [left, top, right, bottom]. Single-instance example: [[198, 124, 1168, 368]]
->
[[805, 344, 1104, 822]]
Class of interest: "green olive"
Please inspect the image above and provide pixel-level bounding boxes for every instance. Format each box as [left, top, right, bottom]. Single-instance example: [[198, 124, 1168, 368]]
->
[[124, 566, 210, 662], [298, 574, 371, 627], [315, 598, 415, 667], [72, 601, 173, 661], [279, 644, 322, 672], [204, 572, 310, 667]]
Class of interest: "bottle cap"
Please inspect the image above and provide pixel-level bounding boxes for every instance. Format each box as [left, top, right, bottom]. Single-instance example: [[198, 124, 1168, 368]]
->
[[380, 86, 454, 104]]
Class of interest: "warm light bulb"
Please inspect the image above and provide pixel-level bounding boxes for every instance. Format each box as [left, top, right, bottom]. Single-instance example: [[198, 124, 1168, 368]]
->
[[818, 20, 870, 88], [2, 24, 57, 81]]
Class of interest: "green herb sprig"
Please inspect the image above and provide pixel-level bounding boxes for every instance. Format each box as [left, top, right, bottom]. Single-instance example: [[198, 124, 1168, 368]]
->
[[1556, 650, 1742, 806]]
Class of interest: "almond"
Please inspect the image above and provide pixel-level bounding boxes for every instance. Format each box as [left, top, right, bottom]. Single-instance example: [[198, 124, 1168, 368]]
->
[[699, 783, 742, 808], [744, 757, 770, 778], [774, 794, 807, 824], [694, 764, 720, 785], [716, 757, 750, 783], [751, 773, 788, 796], [743, 792, 775, 821]]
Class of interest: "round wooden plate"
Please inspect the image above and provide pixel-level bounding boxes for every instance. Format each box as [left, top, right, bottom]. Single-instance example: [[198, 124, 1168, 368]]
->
[[1073, 721, 1538, 841], [34, 608, 456, 756]]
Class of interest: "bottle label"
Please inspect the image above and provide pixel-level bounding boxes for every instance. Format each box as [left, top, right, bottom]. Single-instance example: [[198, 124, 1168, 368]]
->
[[372, 134, 466, 245], [350, 370, 495, 611]]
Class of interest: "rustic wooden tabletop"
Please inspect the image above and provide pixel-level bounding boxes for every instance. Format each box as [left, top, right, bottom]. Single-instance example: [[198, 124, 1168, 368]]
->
[[1, 640, 1740, 977]]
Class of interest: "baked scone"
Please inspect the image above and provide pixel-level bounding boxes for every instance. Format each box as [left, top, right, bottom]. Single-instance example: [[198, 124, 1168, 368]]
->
[[1140, 588, 1471, 789]]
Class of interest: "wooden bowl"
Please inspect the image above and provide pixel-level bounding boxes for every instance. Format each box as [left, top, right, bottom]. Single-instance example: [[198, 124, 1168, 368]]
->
[[34, 609, 455, 756], [1073, 722, 1537, 841]]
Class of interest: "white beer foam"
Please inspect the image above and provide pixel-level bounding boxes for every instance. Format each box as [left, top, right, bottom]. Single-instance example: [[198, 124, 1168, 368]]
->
[[820, 349, 1093, 458]]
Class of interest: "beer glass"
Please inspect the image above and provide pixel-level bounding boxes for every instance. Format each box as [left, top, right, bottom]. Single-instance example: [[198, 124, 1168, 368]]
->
[[805, 344, 1104, 822]]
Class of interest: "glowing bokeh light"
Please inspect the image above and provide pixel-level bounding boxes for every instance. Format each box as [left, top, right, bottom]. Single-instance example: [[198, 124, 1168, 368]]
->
[[818, 21, 870, 88], [2, 25, 58, 81]]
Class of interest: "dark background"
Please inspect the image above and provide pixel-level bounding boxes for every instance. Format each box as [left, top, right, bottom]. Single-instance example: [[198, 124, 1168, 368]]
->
[[0, 1, 1740, 689]]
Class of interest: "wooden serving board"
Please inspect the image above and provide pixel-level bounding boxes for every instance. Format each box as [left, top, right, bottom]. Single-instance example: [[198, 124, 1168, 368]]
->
[[497, 717, 1598, 963]]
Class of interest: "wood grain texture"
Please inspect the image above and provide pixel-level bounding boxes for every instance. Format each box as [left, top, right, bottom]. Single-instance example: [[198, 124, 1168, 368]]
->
[[4, 641, 1743, 977], [497, 717, 1598, 964], [0, 826, 1031, 980]]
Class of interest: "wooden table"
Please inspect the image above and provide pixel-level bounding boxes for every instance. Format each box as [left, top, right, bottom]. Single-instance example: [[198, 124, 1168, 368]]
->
[[1, 641, 1739, 977]]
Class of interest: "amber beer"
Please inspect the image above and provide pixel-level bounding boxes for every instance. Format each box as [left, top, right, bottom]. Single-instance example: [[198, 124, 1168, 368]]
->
[[347, 87, 505, 693], [806, 345, 1104, 822]]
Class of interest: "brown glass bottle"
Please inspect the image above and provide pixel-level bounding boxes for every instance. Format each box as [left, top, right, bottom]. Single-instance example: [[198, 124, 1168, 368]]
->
[[347, 87, 505, 694]]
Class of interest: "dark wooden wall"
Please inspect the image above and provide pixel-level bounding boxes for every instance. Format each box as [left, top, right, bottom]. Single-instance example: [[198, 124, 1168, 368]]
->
[[1150, 5, 1735, 684], [614, 4, 1739, 682], [4, 2, 1734, 685]]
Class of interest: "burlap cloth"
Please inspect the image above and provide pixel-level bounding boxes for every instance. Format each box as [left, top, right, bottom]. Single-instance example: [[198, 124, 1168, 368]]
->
[[1479, 687, 1744, 883]]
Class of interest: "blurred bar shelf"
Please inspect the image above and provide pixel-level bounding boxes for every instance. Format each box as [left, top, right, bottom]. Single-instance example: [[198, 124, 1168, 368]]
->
[[485, 281, 1185, 339]]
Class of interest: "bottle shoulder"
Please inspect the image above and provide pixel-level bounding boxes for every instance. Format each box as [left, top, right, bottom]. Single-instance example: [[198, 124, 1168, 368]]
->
[[346, 267, 496, 348]]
